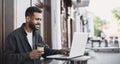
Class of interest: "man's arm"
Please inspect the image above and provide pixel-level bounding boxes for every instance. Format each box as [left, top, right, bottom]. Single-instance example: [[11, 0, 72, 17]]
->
[[42, 47, 69, 58], [4, 34, 31, 64], [38, 35, 69, 58], [37, 35, 58, 58]]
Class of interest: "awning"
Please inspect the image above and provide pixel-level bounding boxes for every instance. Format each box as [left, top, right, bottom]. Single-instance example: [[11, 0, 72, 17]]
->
[[72, 0, 90, 7]]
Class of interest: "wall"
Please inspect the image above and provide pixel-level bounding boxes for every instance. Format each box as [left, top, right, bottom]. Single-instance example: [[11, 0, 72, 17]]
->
[[15, 0, 31, 29], [0, 0, 15, 63], [0, 0, 3, 64], [51, 0, 62, 49], [43, 0, 52, 48]]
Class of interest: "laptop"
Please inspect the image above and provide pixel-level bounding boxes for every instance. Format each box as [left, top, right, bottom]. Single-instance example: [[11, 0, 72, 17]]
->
[[46, 32, 88, 59]]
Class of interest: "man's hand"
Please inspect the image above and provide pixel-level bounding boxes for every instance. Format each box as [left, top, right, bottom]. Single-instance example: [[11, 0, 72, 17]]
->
[[57, 49, 70, 55], [29, 50, 44, 60]]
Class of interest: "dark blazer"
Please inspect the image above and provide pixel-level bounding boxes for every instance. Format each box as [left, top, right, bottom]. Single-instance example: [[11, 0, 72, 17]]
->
[[4, 23, 58, 64]]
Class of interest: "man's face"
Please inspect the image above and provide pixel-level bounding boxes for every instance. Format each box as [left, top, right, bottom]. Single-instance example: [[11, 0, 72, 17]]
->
[[27, 12, 42, 30]]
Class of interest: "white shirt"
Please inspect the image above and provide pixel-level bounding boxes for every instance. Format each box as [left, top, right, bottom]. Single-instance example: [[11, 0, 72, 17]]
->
[[26, 32, 33, 49]]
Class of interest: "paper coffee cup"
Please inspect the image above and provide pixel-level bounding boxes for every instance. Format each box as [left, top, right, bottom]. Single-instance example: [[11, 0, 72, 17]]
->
[[37, 47, 44, 52]]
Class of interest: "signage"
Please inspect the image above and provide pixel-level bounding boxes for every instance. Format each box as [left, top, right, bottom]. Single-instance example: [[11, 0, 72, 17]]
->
[[72, 0, 89, 7]]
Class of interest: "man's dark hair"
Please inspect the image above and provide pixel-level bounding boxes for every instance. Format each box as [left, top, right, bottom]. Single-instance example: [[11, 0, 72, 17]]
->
[[25, 6, 42, 17]]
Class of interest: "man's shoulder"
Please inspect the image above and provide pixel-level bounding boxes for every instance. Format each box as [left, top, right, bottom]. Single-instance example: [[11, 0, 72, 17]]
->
[[9, 27, 22, 36]]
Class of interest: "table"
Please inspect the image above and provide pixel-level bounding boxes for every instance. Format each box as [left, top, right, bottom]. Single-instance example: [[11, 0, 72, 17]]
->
[[91, 39, 102, 47], [39, 56, 90, 64]]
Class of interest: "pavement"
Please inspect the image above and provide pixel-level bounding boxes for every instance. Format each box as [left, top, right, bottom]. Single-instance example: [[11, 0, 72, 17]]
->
[[88, 50, 120, 64], [86, 41, 120, 64]]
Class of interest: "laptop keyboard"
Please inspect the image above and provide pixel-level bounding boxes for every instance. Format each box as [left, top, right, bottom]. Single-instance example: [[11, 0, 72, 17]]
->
[[53, 54, 69, 57]]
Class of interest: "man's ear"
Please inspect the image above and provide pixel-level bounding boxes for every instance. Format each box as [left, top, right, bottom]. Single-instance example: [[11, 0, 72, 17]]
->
[[26, 16, 30, 23]]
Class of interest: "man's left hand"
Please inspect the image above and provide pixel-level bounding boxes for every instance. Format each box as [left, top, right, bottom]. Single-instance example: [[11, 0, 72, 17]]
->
[[57, 49, 70, 55]]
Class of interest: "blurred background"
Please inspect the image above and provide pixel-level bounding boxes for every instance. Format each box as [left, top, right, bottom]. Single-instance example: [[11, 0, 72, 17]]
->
[[0, 0, 120, 64]]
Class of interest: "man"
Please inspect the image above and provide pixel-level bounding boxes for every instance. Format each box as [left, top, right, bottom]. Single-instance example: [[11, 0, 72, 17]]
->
[[4, 6, 69, 64]]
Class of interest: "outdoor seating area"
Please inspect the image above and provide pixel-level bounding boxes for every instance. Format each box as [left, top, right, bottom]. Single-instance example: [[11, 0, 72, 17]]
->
[[87, 36, 120, 52]]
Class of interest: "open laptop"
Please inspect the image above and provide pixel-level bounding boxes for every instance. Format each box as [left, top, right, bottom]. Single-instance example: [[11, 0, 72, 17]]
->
[[47, 32, 88, 59]]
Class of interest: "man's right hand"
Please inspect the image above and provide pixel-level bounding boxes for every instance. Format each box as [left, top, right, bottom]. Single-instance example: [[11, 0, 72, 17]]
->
[[29, 50, 44, 60]]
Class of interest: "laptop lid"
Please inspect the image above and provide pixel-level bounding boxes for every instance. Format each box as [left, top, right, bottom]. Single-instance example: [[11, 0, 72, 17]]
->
[[69, 32, 88, 57], [47, 32, 88, 59]]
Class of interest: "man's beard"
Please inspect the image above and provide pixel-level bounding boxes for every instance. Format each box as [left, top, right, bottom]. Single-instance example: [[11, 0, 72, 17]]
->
[[29, 22, 39, 31]]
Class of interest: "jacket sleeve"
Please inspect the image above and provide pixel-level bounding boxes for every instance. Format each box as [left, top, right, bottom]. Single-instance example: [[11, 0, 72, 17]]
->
[[37, 35, 59, 58], [42, 47, 59, 58], [4, 34, 31, 64]]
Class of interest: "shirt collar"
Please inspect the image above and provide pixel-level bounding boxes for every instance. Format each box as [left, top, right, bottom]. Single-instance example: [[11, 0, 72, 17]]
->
[[20, 23, 37, 36]]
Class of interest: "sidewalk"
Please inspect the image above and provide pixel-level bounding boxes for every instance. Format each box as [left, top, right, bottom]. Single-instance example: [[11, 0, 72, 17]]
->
[[86, 41, 120, 52], [88, 50, 120, 64]]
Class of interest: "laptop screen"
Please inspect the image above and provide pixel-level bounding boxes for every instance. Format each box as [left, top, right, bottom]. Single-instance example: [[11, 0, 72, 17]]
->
[[69, 32, 88, 57]]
